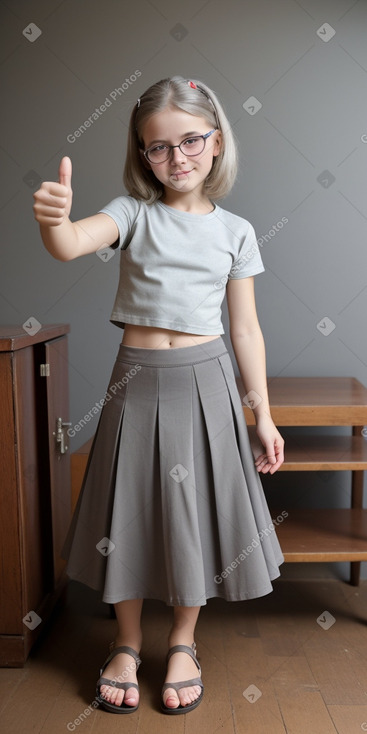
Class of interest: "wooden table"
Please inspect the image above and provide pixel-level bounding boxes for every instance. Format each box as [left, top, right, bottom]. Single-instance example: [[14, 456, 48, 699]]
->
[[238, 376, 367, 584]]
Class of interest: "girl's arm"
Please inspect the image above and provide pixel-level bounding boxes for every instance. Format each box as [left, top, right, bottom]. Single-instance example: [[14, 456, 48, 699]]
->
[[33, 156, 119, 261], [226, 276, 284, 474]]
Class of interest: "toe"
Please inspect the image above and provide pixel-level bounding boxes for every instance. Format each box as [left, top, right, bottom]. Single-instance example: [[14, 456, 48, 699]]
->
[[163, 688, 180, 709], [124, 688, 139, 707], [178, 688, 189, 706], [108, 686, 119, 705], [113, 688, 126, 706], [100, 684, 111, 701], [178, 684, 201, 708]]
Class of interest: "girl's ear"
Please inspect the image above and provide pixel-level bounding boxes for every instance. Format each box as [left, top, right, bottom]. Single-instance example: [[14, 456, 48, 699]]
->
[[213, 130, 223, 157]]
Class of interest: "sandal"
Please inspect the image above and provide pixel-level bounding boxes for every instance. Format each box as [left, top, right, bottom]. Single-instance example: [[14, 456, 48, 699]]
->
[[161, 642, 204, 715], [96, 644, 141, 714]]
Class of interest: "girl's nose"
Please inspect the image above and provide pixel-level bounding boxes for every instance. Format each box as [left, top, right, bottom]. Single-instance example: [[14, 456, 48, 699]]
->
[[170, 146, 187, 164]]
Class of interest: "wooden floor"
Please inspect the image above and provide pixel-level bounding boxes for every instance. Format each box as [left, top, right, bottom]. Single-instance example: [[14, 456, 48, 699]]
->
[[2, 566, 367, 733]]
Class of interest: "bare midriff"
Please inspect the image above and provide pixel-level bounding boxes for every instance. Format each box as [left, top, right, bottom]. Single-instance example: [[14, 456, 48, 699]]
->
[[121, 324, 221, 349]]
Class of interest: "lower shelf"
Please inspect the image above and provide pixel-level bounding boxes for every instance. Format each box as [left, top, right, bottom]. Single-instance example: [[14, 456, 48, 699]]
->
[[273, 508, 367, 562]]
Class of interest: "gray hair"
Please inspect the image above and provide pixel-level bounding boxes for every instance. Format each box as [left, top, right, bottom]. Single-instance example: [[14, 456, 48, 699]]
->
[[123, 75, 238, 204]]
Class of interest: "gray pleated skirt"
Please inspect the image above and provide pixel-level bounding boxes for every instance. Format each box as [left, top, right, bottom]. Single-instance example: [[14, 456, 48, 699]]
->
[[62, 336, 284, 606]]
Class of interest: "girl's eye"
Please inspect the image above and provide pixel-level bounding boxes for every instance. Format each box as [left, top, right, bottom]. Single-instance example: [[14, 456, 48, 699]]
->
[[183, 138, 199, 146], [151, 144, 168, 153]]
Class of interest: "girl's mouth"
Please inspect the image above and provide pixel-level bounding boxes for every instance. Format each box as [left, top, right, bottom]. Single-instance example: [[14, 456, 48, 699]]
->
[[170, 170, 192, 180]]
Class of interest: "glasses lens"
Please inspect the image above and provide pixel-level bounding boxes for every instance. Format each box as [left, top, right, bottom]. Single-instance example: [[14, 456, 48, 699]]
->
[[146, 145, 169, 163], [180, 137, 205, 156]]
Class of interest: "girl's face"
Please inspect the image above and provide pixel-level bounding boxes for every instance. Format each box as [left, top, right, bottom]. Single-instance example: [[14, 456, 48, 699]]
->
[[140, 106, 222, 198]]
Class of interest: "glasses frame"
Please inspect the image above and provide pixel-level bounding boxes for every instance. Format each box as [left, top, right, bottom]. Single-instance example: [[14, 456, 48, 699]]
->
[[142, 129, 218, 164]]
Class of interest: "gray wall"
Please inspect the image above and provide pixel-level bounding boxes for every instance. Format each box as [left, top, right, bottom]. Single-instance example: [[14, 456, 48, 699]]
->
[[1, 0, 367, 578]]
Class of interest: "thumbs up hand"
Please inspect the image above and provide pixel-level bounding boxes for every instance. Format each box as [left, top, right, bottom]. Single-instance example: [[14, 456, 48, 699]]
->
[[33, 156, 73, 226]]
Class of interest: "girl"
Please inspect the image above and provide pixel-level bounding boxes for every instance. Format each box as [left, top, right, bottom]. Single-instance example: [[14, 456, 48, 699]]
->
[[33, 75, 285, 716]]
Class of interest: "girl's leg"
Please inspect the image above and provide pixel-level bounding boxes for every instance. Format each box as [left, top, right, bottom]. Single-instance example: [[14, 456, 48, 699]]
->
[[163, 604, 202, 709], [99, 598, 143, 708]]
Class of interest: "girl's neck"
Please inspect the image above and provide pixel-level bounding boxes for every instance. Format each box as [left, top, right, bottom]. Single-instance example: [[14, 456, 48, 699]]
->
[[160, 191, 214, 215]]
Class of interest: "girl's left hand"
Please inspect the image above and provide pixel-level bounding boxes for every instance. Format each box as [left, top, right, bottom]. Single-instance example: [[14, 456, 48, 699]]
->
[[252, 414, 285, 474]]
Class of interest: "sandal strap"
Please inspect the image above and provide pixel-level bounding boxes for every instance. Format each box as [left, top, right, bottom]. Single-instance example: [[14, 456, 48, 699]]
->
[[161, 677, 203, 694], [97, 677, 139, 692], [99, 645, 141, 676], [166, 644, 201, 675]]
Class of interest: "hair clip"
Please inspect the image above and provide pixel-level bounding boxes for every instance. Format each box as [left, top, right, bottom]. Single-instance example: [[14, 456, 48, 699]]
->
[[136, 98, 141, 107], [187, 81, 219, 126]]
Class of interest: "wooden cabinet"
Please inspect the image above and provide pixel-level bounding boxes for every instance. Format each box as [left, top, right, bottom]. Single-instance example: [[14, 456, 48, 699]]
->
[[0, 324, 71, 667], [241, 376, 367, 584]]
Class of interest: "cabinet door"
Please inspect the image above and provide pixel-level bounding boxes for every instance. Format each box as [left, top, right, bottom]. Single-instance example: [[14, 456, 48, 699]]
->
[[44, 336, 71, 586]]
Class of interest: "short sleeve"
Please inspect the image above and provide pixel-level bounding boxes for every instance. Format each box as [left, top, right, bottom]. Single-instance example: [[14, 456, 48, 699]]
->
[[98, 196, 141, 250], [228, 222, 265, 279]]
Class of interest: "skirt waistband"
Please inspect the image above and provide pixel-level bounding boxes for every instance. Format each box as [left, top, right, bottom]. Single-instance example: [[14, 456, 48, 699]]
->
[[115, 336, 228, 367]]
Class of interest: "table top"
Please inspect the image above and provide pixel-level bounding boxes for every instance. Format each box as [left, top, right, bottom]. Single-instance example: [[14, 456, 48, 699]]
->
[[236, 376, 367, 425]]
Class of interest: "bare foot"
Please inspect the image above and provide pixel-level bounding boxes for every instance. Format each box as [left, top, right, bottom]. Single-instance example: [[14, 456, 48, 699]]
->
[[99, 646, 141, 708], [163, 645, 202, 709]]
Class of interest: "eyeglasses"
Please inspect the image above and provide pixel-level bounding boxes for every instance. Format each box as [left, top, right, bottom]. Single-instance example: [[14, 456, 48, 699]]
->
[[142, 129, 217, 164]]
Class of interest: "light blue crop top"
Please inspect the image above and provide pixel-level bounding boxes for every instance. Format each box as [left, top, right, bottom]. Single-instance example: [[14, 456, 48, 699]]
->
[[98, 196, 265, 335]]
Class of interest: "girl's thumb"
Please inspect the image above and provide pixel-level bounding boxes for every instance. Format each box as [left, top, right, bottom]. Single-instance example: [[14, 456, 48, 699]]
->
[[58, 156, 72, 189], [266, 447, 277, 463]]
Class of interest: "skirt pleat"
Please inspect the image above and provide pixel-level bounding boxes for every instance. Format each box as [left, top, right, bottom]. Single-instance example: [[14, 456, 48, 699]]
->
[[62, 337, 284, 606]]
